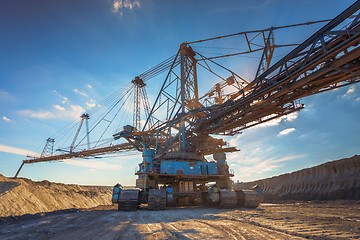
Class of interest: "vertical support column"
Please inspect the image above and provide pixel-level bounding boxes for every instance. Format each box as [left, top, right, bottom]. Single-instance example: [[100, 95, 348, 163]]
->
[[192, 56, 199, 102], [70, 113, 89, 153], [214, 152, 232, 189], [180, 43, 187, 152], [142, 149, 155, 191], [85, 117, 90, 150], [254, 29, 275, 81], [179, 43, 199, 152]]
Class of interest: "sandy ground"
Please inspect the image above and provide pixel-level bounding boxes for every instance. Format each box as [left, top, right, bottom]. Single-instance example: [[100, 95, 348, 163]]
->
[[1, 201, 359, 240], [0, 175, 112, 217]]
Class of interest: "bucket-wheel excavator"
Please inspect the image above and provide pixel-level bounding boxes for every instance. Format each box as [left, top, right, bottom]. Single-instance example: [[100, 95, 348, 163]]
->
[[15, 2, 360, 210]]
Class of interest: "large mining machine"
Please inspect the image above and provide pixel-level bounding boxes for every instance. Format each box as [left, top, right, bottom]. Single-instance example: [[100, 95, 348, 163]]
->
[[15, 2, 360, 210]]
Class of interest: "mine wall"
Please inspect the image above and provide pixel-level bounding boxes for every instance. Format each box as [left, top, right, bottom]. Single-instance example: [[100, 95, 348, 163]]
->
[[236, 155, 360, 202]]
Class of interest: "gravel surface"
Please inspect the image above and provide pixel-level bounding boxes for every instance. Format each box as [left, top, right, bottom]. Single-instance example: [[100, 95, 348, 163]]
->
[[1, 201, 359, 240]]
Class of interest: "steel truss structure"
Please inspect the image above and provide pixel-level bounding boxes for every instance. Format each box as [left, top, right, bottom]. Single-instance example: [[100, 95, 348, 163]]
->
[[15, 1, 360, 177]]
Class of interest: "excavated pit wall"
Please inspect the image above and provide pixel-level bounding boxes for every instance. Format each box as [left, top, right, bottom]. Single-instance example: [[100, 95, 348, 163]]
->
[[236, 155, 360, 202]]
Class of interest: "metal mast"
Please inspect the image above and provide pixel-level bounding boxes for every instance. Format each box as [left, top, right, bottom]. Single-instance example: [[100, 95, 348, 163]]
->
[[179, 43, 199, 151], [70, 113, 90, 152], [40, 138, 55, 157]]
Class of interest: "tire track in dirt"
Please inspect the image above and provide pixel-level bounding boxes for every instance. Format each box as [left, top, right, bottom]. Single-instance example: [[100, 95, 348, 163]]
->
[[51, 211, 134, 240], [214, 211, 306, 239], [135, 208, 305, 239], [220, 206, 360, 239], [137, 210, 195, 239], [192, 219, 245, 239], [2, 203, 360, 239], [195, 218, 304, 240]]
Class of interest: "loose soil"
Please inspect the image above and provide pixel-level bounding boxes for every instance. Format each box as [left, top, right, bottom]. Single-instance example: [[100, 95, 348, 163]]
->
[[0, 175, 112, 217], [1, 201, 359, 240]]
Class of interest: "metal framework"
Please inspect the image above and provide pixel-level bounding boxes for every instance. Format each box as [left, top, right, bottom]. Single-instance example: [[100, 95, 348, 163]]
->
[[195, 2, 360, 135], [70, 113, 90, 152], [132, 76, 152, 131], [14, 1, 360, 177], [40, 138, 55, 158]]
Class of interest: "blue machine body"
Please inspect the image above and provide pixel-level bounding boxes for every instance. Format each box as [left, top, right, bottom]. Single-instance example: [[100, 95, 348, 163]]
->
[[136, 149, 225, 177], [160, 160, 218, 175]]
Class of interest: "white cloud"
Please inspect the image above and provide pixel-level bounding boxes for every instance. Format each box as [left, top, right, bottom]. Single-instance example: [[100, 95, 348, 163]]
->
[[2, 116, 11, 122], [346, 85, 356, 95], [73, 88, 88, 97], [342, 85, 356, 97], [248, 154, 304, 173], [226, 129, 306, 182], [284, 112, 298, 121], [86, 84, 93, 89], [113, 0, 141, 16], [278, 127, 295, 136], [61, 97, 69, 104], [63, 159, 122, 170], [85, 99, 100, 109], [254, 112, 298, 128], [113, 0, 122, 12], [0, 144, 40, 157], [53, 104, 65, 111], [356, 97, 360, 101], [230, 153, 305, 182], [19, 104, 85, 120], [20, 110, 54, 119], [52, 90, 69, 104], [85, 101, 97, 109]]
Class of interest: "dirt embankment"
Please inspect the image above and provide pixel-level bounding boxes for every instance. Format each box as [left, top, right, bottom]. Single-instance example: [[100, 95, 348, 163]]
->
[[237, 155, 360, 201], [0, 175, 112, 217], [1, 155, 359, 218]]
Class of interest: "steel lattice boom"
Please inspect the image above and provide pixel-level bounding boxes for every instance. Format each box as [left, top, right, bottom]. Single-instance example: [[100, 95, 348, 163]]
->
[[195, 2, 360, 135], [15, 1, 360, 177]]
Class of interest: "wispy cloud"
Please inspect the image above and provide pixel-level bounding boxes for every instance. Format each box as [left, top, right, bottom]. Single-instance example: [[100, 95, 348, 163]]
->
[[19, 104, 85, 120], [52, 90, 69, 104], [253, 112, 298, 128], [346, 85, 356, 95], [53, 104, 65, 111], [343, 85, 356, 97], [73, 88, 88, 97], [227, 128, 306, 182], [61, 97, 69, 104], [113, 0, 141, 16], [85, 98, 101, 109], [2, 116, 11, 122], [54, 88, 99, 111], [0, 90, 15, 102], [230, 154, 305, 181], [0, 144, 39, 157], [63, 159, 122, 170], [278, 127, 295, 136], [247, 154, 304, 173]]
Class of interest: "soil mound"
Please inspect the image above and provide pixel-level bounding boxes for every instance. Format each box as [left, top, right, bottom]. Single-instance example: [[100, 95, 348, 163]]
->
[[236, 155, 360, 201], [0, 175, 112, 217]]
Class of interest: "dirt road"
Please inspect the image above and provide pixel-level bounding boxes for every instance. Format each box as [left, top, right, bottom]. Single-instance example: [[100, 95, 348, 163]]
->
[[1, 201, 359, 240]]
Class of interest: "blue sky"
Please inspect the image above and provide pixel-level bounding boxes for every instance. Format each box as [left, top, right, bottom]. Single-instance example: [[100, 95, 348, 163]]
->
[[0, 0, 359, 185]]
